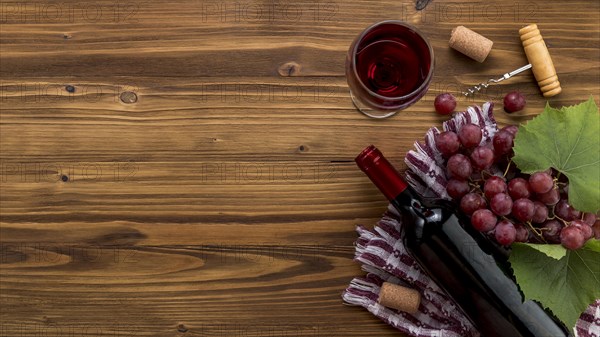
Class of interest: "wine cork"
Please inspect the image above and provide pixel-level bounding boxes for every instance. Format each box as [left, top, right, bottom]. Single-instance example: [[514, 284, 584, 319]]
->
[[519, 24, 561, 97], [449, 26, 493, 63], [377, 282, 421, 314]]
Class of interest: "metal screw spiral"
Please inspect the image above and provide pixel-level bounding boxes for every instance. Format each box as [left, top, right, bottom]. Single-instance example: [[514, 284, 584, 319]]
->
[[462, 79, 501, 97], [461, 64, 533, 97]]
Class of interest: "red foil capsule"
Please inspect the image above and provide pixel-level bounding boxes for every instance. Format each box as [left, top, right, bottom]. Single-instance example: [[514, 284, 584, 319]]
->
[[355, 145, 407, 201]]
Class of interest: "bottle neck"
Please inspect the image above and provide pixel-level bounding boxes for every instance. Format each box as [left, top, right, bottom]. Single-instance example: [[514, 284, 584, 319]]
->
[[355, 145, 408, 201]]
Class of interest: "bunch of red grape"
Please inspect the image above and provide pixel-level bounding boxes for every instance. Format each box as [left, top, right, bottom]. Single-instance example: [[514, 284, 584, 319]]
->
[[437, 124, 599, 250]]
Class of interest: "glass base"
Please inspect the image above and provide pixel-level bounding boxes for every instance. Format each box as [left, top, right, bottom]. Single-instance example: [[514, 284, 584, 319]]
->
[[350, 91, 399, 119]]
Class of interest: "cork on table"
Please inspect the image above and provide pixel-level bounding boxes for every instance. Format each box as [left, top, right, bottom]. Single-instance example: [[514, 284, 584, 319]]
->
[[0, 0, 598, 336]]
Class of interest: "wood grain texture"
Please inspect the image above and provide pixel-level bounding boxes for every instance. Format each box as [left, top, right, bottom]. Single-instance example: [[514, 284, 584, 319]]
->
[[1, 0, 599, 336]]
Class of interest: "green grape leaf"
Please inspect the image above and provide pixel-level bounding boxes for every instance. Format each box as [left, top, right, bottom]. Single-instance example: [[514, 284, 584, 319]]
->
[[519, 243, 567, 260], [513, 96, 600, 212], [586, 238, 600, 253], [509, 240, 600, 330]]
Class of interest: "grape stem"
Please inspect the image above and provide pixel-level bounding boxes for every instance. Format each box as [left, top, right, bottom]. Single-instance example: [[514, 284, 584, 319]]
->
[[503, 160, 512, 177], [554, 216, 570, 226], [525, 221, 546, 243], [549, 204, 570, 226], [480, 170, 493, 181], [553, 173, 563, 191], [468, 179, 483, 195], [469, 182, 481, 190]]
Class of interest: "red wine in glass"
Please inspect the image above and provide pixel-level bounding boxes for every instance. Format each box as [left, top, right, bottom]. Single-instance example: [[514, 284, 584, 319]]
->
[[346, 21, 434, 118]]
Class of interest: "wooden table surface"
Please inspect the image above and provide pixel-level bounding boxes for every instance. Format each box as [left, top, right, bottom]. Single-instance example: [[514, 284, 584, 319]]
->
[[1, 0, 598, 336]]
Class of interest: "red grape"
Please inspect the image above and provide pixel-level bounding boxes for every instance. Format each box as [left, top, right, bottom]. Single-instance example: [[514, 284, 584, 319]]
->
[[503, 91, 526, 113], [446, 179, 470, 200], [470, 146, 494, 170], [484, 176, 507, 199], [560, 225, 586, 250], [593, 220, 600, 240], [554, 199, 570, 220], [542, 220, 563, 243], [529, 172, 553, 194], [501, 125, 519, 136], [490, 193, 513, 216], [512, 198, 535, 223], [435, 131, 460, 157], [568, 207, 582, 221], [531, 201, 548, 224], [492, 130, 514, 156], [471, 209, 497, 232], [459, 124, 482, 148], [583, 213, 598, 226], [515, 224, 529, 242], [495, 220, 516, 246], [447, 154, 472, 180], [554, 199, 581, 221], [460, 193, 487, 216], [434, 93, 457, 115], [507, 178, 530, 199], [571, 220, 593, 240], [536, 188, 560, 205]]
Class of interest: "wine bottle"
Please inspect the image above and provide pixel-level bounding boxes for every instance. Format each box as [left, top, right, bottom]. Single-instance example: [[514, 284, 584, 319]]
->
[[355, 145, 569, 337]]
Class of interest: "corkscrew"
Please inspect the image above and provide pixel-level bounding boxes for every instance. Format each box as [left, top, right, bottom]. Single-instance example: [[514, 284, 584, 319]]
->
[[462, 24, 561, 98], [462, 64, 532, 96]]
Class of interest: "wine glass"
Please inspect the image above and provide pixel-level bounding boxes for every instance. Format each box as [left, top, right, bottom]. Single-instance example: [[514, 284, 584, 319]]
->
[[346, 21, 434, 118]]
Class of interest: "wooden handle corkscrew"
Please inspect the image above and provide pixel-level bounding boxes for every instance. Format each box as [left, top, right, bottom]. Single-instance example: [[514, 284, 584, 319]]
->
[[519, 24, 561, 97]]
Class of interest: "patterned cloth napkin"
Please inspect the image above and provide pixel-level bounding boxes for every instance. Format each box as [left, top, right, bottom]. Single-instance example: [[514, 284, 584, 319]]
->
[[342, 102, 600, 337]]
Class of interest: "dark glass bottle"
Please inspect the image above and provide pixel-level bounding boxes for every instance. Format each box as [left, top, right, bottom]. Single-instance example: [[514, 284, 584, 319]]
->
[[355, 145, 569, 337]]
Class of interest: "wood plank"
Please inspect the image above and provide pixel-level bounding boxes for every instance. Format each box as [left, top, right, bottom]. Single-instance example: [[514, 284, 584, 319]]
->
[[1, 0, 599, 335], [1, 244, 402, 336]]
